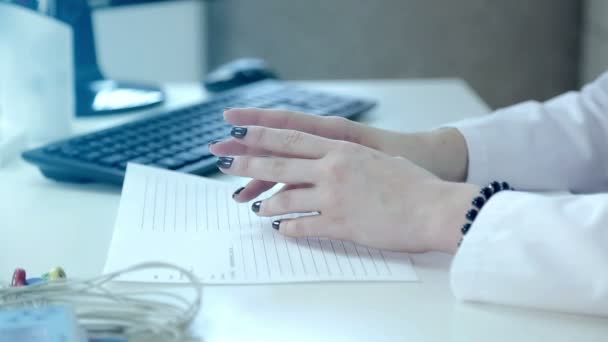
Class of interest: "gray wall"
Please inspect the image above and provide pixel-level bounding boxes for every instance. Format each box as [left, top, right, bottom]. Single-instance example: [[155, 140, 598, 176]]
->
[[207, 1, 582, 108], [580, 0, 608, 84]]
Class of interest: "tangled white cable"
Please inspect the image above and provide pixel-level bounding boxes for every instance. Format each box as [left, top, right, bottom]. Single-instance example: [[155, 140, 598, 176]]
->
[[0, 262, 202, 341]]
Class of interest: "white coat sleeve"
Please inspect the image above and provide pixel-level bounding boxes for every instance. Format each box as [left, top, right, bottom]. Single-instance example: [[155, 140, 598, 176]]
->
[[450, 191, 608, 316], [449, 71, 608, 192]]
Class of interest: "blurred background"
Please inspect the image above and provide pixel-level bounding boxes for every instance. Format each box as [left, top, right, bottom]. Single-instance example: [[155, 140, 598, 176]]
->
[[93, 0, 605, 109]]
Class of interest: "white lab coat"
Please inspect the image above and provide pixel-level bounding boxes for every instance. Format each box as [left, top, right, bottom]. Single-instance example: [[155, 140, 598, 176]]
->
[[448, 72, 608, 316]]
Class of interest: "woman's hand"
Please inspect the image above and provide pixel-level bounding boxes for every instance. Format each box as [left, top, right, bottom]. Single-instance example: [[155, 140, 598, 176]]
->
[[210, 124, 479, 253], [213, 108, 469, 202]]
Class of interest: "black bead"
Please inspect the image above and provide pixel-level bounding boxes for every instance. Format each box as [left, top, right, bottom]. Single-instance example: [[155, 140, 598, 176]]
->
[[461, 223, 472, 235], [501, 181, 510, 190], [480, 186, 493, 199], [465, 208, 478, 221], [490, 181, 502, 192], [471, 196, 486, 209]]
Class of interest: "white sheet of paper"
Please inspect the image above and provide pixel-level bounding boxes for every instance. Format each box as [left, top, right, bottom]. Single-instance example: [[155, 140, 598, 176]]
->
[[104, 164, 418, 283]]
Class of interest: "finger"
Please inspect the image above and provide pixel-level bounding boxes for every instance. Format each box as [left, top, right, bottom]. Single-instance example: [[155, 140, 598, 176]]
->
[[230, 126, 333, 158], [254, 188, 319, 217], [225, 108, 360, 142], [217, 156, 318, 183], [210, 139, 270, 157], [274, 215, 342, 240], [232, 179, 276, 203]]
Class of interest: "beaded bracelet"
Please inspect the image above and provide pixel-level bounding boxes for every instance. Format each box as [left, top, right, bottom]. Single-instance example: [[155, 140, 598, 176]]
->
[[459, 181, 513, 246]]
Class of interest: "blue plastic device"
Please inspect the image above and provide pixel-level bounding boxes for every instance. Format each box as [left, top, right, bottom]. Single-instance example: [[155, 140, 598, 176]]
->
[[0, 306, 83, 342]]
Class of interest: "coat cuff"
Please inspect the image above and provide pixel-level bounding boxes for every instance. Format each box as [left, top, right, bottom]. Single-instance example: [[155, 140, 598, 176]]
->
[[449, 191, 514, 302], [444, 102, 536, 186]]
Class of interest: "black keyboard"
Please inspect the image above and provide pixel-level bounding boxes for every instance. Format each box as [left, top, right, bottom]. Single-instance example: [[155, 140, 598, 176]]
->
[[22, 80, 376, 185]]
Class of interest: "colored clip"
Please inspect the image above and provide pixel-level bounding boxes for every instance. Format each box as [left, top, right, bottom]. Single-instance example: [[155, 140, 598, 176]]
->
[[25, 277, 44, 286], [43, 267, 67, 281], [11, 268, 26, 287]]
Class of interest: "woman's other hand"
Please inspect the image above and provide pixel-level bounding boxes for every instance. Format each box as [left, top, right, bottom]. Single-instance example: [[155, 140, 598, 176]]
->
[[211, 108, 469, 202]]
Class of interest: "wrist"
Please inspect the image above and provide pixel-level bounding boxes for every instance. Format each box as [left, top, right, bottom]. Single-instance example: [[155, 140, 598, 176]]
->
[[425, 181, 480, 254], [373, 128, 469, 182], [371, 129, 437, 171], [424, 128, 469, 182]]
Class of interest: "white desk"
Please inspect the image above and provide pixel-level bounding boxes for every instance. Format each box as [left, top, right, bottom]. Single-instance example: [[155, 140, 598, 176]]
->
[[1, 80, 606, 341]]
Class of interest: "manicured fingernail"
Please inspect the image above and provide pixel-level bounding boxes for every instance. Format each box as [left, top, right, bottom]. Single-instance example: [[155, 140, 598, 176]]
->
[[224, 107, 233, 111], [272, 220, 281, 230], [232, 187, 245, 199], [231, 126, 248, 139], [217, 157, 234, 169], [208, 140, 220, 147], [251, 201, 261, 213]]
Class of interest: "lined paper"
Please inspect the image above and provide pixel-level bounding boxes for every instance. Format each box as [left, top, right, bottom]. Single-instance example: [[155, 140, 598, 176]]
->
[[104, 164, 417, 283]]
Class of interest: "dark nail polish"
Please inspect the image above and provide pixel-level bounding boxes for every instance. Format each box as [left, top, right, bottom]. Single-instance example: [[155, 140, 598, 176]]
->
[[272, 220, 281, 230], [217, 157, 234, 169], [224, 107, 233, 111], [231, 126, 248, 139], [232, 187, 245, 199], [251, 201, 261, 213], [208, 140, 220, 147]]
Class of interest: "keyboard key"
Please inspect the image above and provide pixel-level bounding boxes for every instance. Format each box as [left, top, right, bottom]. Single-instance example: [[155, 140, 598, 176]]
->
[[100, 147, 116, 154], [127, 156, 153, 165], [166, 145, 183, 154], [59, 147, 79, 157], [134, 146, 151, 154], [155, 157, 186, 169], [44, 145, 61, 154], [81, 151, 103, 161], [99, 154, 128, 166], [157, 148, 172, 156], [122, 149, 140, 158], [144, 152, 162, 161], [187, 145, 212, 157], [175, 151, 207, 163]]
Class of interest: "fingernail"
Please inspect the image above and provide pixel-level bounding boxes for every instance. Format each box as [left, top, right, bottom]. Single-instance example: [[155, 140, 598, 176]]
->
[[224, 107, 233, 111], [251, 201, 261, 213], [231, 126, 248, 139], [272, 220, 281, 230], [216, 157, 234, 169], [208, 140, 220, 147], [232, 187, 245, 199]]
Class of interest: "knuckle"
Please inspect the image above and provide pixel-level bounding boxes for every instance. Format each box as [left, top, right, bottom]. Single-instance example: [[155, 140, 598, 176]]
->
[[322, 154, 349, 182], [252, 127, 268, 145], [325, 115, 349, 127], [281, 130, 303, 149], [281, 220, 300, 237], [320, 188, 342, 207], [235, 156, 251, 173], [329, 214, 347, 227], [265, 192, 291, 215], [269, 158, 287, 176], [278, 192, 292, 211], [334, 141, 358, 154]]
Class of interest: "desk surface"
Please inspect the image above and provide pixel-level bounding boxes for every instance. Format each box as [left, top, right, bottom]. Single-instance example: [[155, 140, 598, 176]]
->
[[1, 79, 606, 341]]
